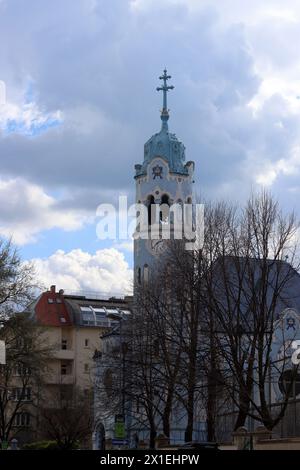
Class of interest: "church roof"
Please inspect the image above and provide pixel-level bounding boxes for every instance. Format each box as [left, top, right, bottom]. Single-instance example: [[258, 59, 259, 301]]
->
[[209, 257, 300, 330]]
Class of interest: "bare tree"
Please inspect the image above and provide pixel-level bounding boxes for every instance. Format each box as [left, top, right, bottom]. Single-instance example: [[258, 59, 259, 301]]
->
[[94, 311, 165, 449], [95, 192, 299, 444], [134, 271, 183, 440], [132, 240, 207, 443], [201, 192, 300, 432], [0, 314, 52, 442], [0, 239, 37, 321], [41, 386, 93, 450]]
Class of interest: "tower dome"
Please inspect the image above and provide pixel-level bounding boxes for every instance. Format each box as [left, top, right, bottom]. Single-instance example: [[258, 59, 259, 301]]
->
[[135, 69, 190, 178]]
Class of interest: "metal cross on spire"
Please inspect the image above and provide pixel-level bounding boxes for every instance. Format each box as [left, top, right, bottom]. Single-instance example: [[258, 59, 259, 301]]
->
[[156, 69, 174, 129]]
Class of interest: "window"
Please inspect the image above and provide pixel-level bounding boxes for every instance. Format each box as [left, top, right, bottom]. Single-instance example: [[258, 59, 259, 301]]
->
[[160, 194, 170, 222], [147, 195, 155, 225], [161, 194, 169, 205], [106, 308, 119, 315], [15, 412, 30, 427], [61, 339, 67, 350], [56, 298, 62, 304], [84, 363, 89, 374], [84, 339, 89, 348], [47, 298, 54, 304], [94, 308, 106, 315], [61, 363, 67, 375], [12, 388, 31, 402], [81, 307, 95, 325], [94, 308, 108, 326], [80, 306, 92, 312], [14, 365, 31, 377]]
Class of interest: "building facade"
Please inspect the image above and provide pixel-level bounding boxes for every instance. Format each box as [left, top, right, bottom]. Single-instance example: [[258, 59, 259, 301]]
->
[[19, 285, 132, 444]]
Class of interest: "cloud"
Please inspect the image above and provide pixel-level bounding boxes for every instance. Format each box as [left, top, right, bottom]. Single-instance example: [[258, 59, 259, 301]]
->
[[0, 0, 300, 247], [255, 145, 300, 186], [0, 80, 62, 136], [0, 178, 90, 244], [32, 248, 133, 295], [0, 1, 260, 193]]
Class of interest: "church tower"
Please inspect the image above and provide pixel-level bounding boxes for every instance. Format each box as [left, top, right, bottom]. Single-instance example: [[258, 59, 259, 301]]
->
[[134, 70, 195, 286]]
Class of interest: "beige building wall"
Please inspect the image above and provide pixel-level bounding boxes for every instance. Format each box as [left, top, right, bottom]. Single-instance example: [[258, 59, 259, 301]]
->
[[41, 325, 105, 392], [73, 327, 101, 389]]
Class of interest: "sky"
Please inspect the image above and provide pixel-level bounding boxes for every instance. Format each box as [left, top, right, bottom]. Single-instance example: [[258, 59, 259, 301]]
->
[[1, 0, 300, 295]]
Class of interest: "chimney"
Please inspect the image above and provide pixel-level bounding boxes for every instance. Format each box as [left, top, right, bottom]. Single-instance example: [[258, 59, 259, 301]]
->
[[50, 285, 56, 293]]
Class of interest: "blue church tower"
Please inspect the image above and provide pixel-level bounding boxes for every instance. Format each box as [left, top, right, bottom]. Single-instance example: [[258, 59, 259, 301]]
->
[[134, 70, 195, 286]]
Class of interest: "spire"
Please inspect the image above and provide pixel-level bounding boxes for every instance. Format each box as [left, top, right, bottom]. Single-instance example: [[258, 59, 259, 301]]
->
[[156, 69, 174, 130]]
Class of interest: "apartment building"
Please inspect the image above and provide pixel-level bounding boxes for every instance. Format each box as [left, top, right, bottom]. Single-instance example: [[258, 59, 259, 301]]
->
[[17, 285, 132, 444]]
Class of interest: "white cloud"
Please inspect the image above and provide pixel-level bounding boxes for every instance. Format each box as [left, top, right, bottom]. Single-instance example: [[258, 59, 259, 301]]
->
[[255, 146, 300, 186], [0, 100, 62, 136], [32, 248, 133, 295], [0, 178, 90, 244], [0, 80, 62, 136]]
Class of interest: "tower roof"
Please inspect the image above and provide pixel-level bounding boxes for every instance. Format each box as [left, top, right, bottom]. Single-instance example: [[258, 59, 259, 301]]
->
[[135, 69, 188, 177]]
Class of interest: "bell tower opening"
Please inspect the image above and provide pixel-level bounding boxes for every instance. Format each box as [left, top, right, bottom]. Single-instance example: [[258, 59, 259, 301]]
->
[[160, 194, 170, 223], [147, 195, 155, 226]]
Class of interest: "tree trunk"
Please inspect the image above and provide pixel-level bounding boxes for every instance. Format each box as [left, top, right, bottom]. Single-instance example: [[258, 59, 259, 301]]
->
[[162, 387, 174, 438], [206, 386, 216, 441], [149, 425, 157, 449], [234, 389, 250, 430], [185, 386, 195, 442]]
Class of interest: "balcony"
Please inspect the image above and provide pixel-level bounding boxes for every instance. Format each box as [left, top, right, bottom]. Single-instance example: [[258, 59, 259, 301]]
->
[[52, 349, 75, 360]]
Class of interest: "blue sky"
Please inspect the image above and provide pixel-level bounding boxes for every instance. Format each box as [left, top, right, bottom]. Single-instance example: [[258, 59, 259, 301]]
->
[[1, 0, 300, 294]]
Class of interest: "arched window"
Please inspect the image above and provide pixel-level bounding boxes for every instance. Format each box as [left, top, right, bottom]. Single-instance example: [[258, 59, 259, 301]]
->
[[161, 194, 170, 206], [160, 194, 170, 222], [143, 264, 149, 283], [147, 195, 155, 226]]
